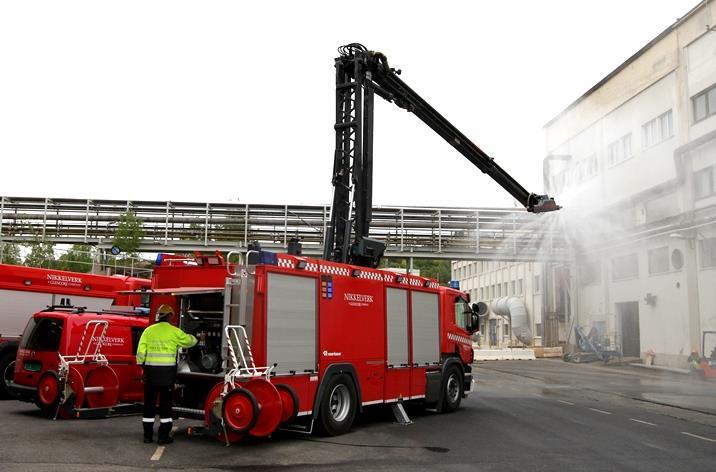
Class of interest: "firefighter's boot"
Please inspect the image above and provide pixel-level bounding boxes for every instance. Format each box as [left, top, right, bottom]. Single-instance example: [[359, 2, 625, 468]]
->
[[158, 419, 173, 444], [143, 420, 154, 443]]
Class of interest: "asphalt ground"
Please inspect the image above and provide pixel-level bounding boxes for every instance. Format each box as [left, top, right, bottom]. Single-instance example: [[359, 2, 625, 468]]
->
[[0, 359, 714, 471]]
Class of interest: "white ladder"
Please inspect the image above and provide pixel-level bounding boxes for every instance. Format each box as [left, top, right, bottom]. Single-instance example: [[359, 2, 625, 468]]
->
[[58, 320, 109, 378], [223, 325, 273, 390]]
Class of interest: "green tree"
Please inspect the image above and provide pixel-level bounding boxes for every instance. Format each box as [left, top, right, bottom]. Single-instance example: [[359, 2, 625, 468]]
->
[[112, 211, 144, 257], [380, 257, 451, 284], [25, 241, 56, 268], [0, 242, 22, 265], [56, 244, 95, 273]]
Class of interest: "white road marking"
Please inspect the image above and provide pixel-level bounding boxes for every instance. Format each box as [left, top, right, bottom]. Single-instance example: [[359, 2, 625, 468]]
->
[[630, 418, 656, 426], [150, 446, 166, 461], [588, 408, 612, 415], [557, 400, 575, 405], [681, 432, 716, 442]]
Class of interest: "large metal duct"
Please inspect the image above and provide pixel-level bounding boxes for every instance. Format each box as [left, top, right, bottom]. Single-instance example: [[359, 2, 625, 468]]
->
[[491, 296, 532, 345]]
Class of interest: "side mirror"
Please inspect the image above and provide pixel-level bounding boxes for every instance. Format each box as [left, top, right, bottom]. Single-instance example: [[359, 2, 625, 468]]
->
[[472, 302, 488, 317], [468, 314, 480, 335]]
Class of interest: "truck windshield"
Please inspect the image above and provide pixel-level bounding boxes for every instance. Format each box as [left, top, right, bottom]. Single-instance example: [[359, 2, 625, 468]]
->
[[20, 317, 63, 351]]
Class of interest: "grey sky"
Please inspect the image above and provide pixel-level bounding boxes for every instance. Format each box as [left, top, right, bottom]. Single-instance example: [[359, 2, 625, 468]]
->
[[0, 0, 699, 208]]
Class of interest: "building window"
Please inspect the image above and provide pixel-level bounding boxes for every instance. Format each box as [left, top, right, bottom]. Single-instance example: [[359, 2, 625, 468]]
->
[[642, 110, 673, 148], [700, 238, 716, 268], [694, 167, 714, 200], [511, 281, 515, 295], [534, 275, 540, 292], [692, 84, 716, 123], [503, 282, 508, 297], [648, 246, 669, 274], [518, 278, 523, 294], [496, 284, 501, 298], [612, 253, 639, 280], [607, 133, 632, 166]]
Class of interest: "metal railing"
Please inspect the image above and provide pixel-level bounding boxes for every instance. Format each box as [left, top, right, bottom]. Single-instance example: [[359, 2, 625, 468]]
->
[[0, 196, 571, 262]]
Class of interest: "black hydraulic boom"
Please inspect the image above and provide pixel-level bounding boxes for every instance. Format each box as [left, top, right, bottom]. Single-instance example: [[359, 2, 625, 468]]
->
[[324, 43, 559, 268]]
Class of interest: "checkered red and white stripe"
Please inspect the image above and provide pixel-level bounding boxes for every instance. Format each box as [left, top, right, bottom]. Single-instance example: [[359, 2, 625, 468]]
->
[[358, 271, 383, 281], [275, 255, 439, 288], [447, 332, 472, 345], [319, 265, 351, 277], [277, 258, 293, 268]]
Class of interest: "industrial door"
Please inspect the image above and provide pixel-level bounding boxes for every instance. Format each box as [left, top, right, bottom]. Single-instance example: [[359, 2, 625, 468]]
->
[[384, 287, 410, 401], [266, 273, 317, 374], [617, 302, 640, 357]]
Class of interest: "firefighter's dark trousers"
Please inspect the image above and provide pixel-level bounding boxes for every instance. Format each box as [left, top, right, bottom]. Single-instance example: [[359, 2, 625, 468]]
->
[[142, 383, 173, 441]]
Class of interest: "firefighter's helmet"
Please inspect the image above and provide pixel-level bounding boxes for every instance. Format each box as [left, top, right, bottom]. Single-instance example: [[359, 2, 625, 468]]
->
[[155, 304, 175, 322]]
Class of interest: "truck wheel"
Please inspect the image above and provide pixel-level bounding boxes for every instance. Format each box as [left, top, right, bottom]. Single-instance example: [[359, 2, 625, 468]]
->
[[441, 365, 463, 413], [0, 352, 16, 399], [317, 374, 357, 436]]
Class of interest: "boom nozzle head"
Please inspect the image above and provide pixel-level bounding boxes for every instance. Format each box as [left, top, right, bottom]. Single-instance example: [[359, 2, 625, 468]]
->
[[527, 194, 561, 213]]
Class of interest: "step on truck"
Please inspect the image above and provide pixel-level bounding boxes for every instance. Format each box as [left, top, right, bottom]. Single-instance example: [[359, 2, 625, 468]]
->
[[144, 251, 485, 442], [0, 263, 150, 398]]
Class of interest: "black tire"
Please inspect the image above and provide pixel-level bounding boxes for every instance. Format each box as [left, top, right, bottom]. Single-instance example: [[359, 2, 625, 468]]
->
[[440, 364, 464, 413], [316, 374, 357, 436], [0, 352, 16, 399]]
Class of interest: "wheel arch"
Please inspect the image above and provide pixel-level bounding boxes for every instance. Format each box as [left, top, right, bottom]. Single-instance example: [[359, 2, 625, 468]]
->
[[311, 363, 362, 420], [425, 356, 465, 406]]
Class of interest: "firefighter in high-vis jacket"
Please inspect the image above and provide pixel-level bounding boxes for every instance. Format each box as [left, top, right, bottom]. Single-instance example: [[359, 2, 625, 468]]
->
[[136, 304, 197, 444]]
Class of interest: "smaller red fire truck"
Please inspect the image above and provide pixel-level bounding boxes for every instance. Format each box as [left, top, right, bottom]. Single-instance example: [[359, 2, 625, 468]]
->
[[10, 306, 148, 418], [141, 251, 484, 443], [0, 263, 150, 398]]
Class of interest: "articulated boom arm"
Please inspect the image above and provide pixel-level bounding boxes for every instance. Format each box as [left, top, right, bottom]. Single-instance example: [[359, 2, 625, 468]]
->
[[324, 43, 559, 268]]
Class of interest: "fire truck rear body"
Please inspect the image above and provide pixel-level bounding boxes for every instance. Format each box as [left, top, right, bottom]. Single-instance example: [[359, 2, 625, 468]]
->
[[149, 252, 476, 438]]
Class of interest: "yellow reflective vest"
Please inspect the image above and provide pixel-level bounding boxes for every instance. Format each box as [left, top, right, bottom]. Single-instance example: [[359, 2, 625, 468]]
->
[[136, 322, 197, 367]]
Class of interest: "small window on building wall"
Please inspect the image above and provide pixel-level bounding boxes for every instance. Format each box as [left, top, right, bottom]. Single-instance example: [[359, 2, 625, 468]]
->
[[694, 167, 714, 200], [642, 110, 673, 148], [612, 253, 639, 280], [534, 275, 540, 292], [693, 84, 716, 123], [607, 134, 632, 166], [518, 278, 524, 294], [700, 238, 716, 268], [648, 246, 669, 274], [503, 282, 508, 297], [511, 281, 515, 295]]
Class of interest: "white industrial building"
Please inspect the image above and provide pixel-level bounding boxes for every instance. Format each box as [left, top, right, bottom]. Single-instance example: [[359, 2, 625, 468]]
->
[[455, 1, 716, 367], [452, 261, 544, 348]]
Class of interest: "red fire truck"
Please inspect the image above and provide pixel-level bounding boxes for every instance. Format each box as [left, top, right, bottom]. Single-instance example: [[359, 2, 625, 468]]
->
[[140, 42, 556, 443], [10, 306, 148, 418], [146, 251, 484, 442], [0, 263, 150, 397]]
